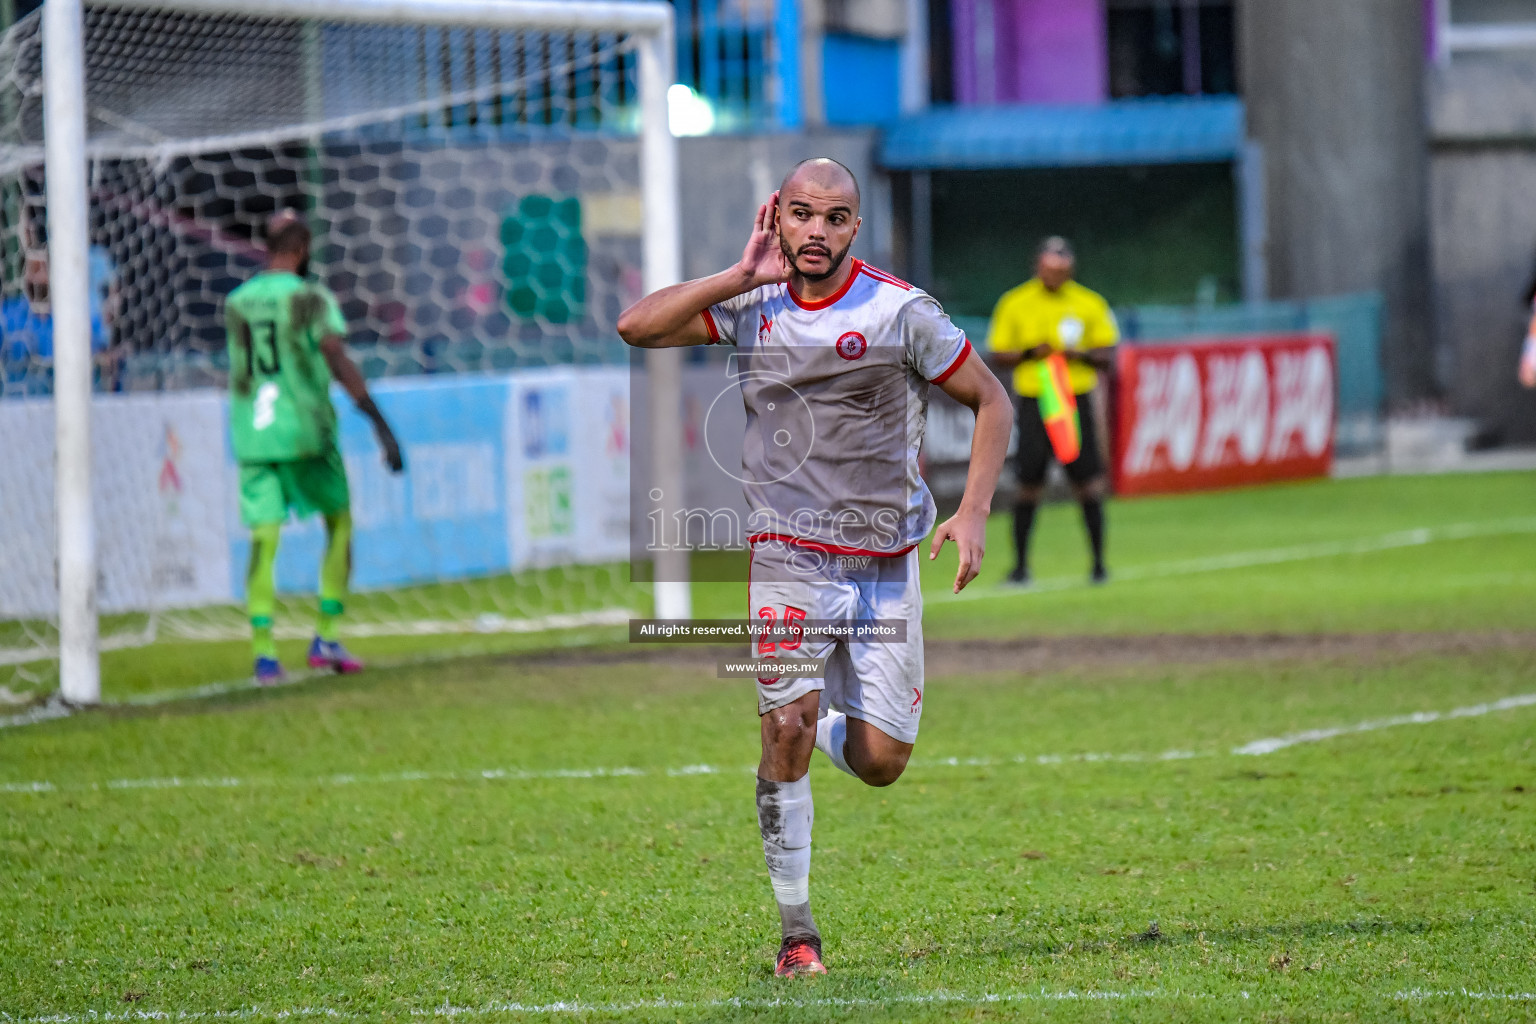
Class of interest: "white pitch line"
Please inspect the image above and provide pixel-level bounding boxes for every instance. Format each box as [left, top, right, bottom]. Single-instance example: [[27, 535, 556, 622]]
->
[[6, 682, 1536, 797], [0, 608, 636, 668], [0, 751, 1208, 795], [160, 608, 638, 644], [0, 764, 654, 796], [0, 667, 335, 731], [7, 986, 1535, 1022], [0, 619, 639, 729], [0, 698, 75, 731], [0, 989, 1212, 1023], [918, 749, 1203, 768], [949, 516, 1536, 601], [1392, 988, 1536, 1002], [0, 625, 161, 668], [1232, 692, 1536, 755]]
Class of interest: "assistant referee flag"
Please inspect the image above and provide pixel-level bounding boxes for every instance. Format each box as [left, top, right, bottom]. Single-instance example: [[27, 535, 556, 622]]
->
[[1037, 352, 1081, 464]]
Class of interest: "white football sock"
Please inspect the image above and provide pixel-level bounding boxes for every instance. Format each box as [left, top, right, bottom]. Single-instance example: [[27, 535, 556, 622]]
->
[[815, 710, 857, 778], [755, 774, 819, 939]]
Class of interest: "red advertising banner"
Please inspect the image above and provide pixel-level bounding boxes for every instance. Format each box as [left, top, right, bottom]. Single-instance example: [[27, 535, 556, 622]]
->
[[1112, 333, 1336, 496]]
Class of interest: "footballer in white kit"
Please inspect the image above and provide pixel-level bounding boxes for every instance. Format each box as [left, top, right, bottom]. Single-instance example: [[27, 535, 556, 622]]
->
[[704, 260, 970, 744], [618, 159, 1013, 978]]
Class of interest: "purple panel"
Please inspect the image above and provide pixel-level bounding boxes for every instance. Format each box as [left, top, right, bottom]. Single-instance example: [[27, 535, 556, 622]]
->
[[1013, 0, 1107, 105], [952, 0, 977, 105], [992, 0, 1020, 103]]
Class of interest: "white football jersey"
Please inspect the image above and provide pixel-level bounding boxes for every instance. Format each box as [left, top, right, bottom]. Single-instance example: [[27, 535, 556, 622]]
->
[[705, 259, 972, 555]]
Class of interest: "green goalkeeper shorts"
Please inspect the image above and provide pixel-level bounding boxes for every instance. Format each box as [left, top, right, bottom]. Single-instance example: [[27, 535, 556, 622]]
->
[[238, 448, 351, 527]]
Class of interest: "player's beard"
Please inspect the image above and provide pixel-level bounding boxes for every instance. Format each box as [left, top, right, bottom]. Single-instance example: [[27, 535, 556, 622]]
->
[[296, 254, 312, 279], [781, 236, 851, 283]]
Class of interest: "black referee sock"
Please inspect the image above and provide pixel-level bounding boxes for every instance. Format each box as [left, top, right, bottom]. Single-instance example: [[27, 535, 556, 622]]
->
[[1080, 498, 1106, 573], [1011, 501, 1037, 574]]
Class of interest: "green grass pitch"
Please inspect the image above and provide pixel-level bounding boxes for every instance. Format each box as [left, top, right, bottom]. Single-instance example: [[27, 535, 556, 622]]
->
[[3, 472, 1536, 1021]]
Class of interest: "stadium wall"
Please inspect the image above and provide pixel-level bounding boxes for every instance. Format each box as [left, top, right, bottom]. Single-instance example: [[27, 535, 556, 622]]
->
[[1427, 55, 1536, 445], [0, 367, 631, 618], [1237, 0, 1436, 410]]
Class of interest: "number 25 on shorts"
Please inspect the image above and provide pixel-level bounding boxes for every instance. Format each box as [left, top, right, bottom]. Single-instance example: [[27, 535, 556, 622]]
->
[[756, 605, 806, 656]]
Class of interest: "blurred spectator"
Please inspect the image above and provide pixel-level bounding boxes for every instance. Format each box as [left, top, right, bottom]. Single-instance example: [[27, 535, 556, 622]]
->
[[1, 245, 117, 396], [1521, 257, 1536, 390], [987, 237, 1119, 585], [90, 244, 120, 335]]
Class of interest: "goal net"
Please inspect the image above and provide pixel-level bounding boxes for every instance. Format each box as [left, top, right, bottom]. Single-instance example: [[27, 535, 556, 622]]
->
[[0, 1, 675, 700]]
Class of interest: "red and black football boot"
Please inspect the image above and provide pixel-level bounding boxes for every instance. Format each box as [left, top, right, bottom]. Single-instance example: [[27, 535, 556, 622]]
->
[[774, 935, 827, 978]]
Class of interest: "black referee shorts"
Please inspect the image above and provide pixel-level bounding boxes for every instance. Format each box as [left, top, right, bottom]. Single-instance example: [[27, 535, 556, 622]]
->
[[1015, 390, 1104, 487]]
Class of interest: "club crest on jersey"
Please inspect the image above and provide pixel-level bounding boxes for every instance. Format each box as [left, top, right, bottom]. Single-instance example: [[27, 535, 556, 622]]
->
[[835, 331, 868, 361], [758, 314, 774, 344]]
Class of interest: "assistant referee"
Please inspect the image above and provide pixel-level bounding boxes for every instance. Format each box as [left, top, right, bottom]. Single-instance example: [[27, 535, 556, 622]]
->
[[987, 237, 1118, 585]]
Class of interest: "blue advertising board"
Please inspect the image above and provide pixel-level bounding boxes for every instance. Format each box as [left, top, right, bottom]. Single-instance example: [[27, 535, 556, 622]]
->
[[229, 374, 515, 598]]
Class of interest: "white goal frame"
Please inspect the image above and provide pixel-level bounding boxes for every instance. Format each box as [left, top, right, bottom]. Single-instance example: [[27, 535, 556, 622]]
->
[[42, 0, 690, 705]]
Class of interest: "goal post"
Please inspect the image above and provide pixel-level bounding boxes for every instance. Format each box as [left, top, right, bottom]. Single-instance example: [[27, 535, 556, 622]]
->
[[44, 0, 99, 705], [634, 20, 691, 625], [23, 0, 690, 705]]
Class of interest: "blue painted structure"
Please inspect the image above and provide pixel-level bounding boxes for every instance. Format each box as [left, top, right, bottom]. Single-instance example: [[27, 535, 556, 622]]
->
[[822, 33, 902, 126], [880, 96, 1245, 169]]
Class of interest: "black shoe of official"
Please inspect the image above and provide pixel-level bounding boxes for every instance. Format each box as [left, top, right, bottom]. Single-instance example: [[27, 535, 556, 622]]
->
[[1091, 565, 1109, 585], [1005, 566, 1031, 587]]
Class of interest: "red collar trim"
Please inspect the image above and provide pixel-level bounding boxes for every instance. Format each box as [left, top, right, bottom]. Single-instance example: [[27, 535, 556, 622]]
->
[[787, 259, 863, 311]]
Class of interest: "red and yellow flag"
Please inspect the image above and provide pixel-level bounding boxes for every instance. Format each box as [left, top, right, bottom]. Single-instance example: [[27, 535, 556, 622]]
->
[[1037, 353, 1081, 464]]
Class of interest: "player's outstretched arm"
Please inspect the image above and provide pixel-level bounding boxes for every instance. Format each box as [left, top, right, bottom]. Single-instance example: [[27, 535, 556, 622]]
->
[[321, 335, 404, 473], [929, 354, 1014, 593], [617, 192, 791, 348]]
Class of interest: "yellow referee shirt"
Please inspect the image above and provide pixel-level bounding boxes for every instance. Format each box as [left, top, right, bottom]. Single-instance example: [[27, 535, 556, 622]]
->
[[987, 278, 1120, 397]]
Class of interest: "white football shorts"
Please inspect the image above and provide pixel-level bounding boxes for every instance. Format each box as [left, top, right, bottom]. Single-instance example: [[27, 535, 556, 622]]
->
[[749, 538, 925, 745]]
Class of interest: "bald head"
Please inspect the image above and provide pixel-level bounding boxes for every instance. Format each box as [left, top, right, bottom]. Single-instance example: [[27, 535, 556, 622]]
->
[[775, 158, 862, 283], [266, 209, 310, 256], [779, 157, 860, 210], [264, 209, 312, 275]]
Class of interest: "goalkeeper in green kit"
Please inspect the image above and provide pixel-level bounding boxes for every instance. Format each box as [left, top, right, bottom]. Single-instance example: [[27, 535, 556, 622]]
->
[[225, 211, 404, 684]]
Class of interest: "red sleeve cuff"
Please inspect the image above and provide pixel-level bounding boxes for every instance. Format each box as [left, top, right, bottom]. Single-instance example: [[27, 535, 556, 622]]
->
[[701, 307, 721, 344], [930, 337, 972, 384]]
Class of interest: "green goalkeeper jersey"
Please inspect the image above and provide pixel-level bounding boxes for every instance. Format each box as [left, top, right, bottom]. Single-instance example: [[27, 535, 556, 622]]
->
[[225, 271, 348, 463]]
